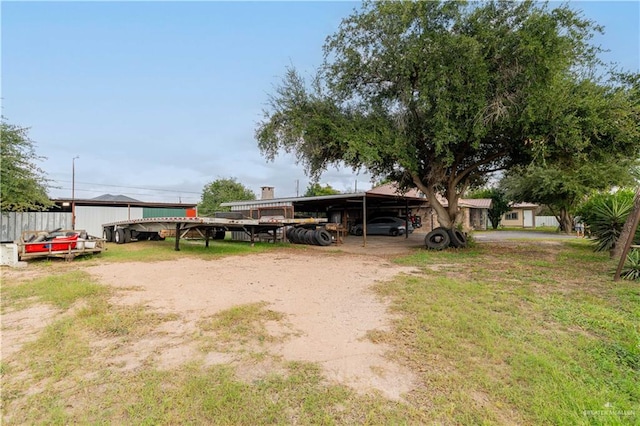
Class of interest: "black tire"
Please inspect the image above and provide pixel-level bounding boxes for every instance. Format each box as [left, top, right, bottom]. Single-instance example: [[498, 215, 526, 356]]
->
[[294, 228, 307, 244], [114, 228, 125, 244], [286, 227, 297, 243], [425, 228, 450, 250], [448, 229, 467, 248], [124, 228, 132, 243], [214, 230, 226, 240], [304, 229, 317, 245], [390, 228, 399, 237], [354, 228, 363, 236], [103, 227, 113, 242], [315, 229, 332, 246]]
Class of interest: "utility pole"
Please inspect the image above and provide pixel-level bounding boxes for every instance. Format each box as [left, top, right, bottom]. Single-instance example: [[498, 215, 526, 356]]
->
[[296, 179, 299, 197], [72, 156, 79, 230]]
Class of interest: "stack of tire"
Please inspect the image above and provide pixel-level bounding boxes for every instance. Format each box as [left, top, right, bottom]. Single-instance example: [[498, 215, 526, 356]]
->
[[286, 227, 333, 246], [424, 227, 467, 250]]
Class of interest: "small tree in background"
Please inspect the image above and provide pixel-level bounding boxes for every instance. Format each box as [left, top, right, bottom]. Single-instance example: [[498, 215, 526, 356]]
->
[[304, 183, 340, 197], [467, 188, 510, 229], [501, 160, 637, 233], [0, 118, 53, 211], [198, 178, 255, 216]]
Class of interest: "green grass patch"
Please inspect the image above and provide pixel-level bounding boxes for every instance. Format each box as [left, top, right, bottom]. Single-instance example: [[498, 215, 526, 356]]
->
[[101, 239, 288, 262], [1, 271, 108, 311], [198, 302, 288, 351], [24, 317, 92, 380], [377, 241, 639, 424]]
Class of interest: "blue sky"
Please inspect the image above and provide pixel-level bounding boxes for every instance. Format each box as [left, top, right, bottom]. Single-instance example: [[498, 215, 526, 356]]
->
[[2, 1, 639, 203]]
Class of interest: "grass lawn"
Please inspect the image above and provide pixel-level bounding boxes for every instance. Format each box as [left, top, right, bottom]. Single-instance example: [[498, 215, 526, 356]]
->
[[1, 239, 638, 424]]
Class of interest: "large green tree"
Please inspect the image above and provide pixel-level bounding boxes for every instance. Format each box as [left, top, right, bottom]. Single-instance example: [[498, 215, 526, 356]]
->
[[256, 0, 639, 230], [0, 118, 53, 211], [198, 178, 255, 216]]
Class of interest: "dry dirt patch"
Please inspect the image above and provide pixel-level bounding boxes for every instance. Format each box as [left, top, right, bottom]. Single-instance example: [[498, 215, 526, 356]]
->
[[86, 252, 418, 400]]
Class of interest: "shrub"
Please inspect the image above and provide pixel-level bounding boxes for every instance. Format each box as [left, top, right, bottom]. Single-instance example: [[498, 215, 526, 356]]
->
[[576, 190, 637, 253], [621, 249, 640, 281]]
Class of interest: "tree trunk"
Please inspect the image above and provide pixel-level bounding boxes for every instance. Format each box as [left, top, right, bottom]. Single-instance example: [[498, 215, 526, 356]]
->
[[559, 208, 572, 235], [612, 186, 640, 259], [413, 177, 459, 229]]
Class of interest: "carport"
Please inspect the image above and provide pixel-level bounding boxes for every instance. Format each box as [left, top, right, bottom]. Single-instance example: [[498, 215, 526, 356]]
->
[[222, 184, 429, 246]]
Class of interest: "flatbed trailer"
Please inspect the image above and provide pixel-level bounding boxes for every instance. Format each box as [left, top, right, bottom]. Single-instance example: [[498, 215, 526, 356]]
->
[[102, 216, 328, 251]]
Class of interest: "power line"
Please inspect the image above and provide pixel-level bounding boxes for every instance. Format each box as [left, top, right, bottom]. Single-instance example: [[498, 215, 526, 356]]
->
[[51, 179, 202, 194]]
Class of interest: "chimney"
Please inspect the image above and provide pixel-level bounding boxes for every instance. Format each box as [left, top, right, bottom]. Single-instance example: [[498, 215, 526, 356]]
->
[[261, 186, 274, 200]]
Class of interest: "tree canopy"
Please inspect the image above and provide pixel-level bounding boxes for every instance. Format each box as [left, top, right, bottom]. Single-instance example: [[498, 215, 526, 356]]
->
[[1, 118, 53, 212], [500, 72, 640, 232], [304, 183, 341, 197], [256, 0, 639, 230], [198, 178, 255, 216]]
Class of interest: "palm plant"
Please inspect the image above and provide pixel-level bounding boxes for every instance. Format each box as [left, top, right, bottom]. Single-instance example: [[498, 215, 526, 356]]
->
[[621, 249, 640, 281], [578, 191, 635, 254]]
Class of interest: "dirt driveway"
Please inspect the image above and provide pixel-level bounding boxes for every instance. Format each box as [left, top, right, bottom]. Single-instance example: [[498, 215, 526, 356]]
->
[[89, 251, 420, 399], [4, 242, 422, 402]]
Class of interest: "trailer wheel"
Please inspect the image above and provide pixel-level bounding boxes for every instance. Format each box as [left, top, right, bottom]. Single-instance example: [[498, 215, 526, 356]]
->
[[103, 227, 113, 242], [315, 229, 332, 246], [447, 229, 467, 248], [124, 229, 132, 243], [213, 230, 226, 240], [425, 228, 450, 250], [114, 228, 126, 244]]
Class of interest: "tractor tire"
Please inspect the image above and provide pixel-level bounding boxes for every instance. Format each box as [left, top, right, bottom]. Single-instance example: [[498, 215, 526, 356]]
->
[[103, 227, 113, 242], [447, 229, 467, 248], [425, 228, 450, 250], [124, 228, 132, 243]]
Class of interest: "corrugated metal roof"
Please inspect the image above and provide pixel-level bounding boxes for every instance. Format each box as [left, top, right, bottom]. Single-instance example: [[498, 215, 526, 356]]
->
[[221, 192, 365, 207], [460, 199, 493, 209], [222, 183, 429, 208]]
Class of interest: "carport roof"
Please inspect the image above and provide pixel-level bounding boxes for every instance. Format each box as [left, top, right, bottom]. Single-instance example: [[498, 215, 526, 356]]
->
[[221, 184, 428, 213]]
